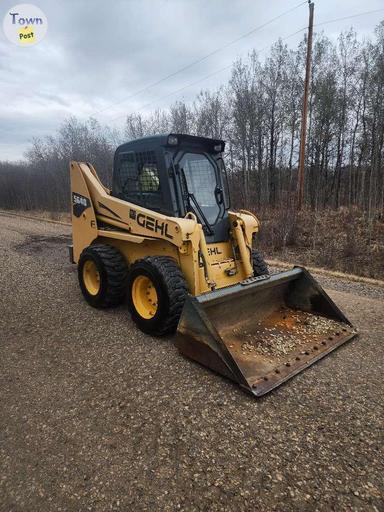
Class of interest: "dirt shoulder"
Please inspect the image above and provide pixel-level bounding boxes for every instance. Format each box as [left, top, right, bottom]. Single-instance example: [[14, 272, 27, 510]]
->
[[0, 215, 383, 511]]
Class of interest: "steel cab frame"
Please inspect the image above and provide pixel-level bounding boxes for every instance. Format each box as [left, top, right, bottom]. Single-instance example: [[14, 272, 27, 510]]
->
[[112, 133, 230, 243]]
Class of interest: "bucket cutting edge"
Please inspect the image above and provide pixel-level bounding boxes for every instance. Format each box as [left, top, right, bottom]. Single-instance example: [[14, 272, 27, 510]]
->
[[175, 267, 357, 396]]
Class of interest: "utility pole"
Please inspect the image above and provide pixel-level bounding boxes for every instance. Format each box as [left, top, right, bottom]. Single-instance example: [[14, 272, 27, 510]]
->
[[297, 0, 314, 210]]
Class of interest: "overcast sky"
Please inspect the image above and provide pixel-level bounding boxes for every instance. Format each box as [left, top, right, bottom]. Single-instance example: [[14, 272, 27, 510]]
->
[[0, 0, 383, 161]]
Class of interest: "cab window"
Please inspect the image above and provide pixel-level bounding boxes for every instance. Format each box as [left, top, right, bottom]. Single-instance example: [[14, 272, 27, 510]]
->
[[139, 164, 160, 192], [180, 152, 220, 225]]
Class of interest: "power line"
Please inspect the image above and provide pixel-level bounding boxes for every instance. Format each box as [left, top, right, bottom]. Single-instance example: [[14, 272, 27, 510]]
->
[[108, 26, 307, 124], [92, 1, 307, 119], [110, 66, 232, 123], [109, 6, 384, 126], [314, 8, 384, 28]]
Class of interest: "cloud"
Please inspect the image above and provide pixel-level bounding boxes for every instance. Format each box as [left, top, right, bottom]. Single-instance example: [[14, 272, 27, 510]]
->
[[0, 0, 383, 160]]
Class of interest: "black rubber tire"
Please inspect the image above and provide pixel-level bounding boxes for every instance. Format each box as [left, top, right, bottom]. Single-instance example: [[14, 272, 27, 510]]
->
[[252, 249, 269, 276], [78, 244, 128, 308], [127, 256, 188, 336]]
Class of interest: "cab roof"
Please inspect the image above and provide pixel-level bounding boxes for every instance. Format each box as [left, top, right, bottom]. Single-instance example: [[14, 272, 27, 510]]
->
[[115, 133, 225, 154]]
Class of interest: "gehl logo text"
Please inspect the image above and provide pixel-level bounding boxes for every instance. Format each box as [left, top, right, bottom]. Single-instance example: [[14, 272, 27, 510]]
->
[[207, 246, 222, 256], [130, 209, 173, 239]]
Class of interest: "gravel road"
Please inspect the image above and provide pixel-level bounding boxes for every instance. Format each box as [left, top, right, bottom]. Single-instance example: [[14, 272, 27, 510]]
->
[[0, 213, 383, 512]]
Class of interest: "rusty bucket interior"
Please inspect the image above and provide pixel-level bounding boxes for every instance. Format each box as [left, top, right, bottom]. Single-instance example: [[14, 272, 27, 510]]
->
[[175, 267, 357, 396]]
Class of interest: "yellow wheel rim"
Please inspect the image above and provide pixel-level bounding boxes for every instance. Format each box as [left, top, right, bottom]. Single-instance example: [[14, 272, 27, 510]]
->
[[83, 259, 101, 296], [132, 275, 158, 319]]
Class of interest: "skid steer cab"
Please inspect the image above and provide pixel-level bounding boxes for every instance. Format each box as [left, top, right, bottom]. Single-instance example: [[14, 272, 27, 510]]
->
[[69, 133, 356, 397]]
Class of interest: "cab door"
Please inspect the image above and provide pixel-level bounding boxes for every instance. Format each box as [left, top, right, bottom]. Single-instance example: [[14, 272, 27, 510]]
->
[[177, 151, 229, 242]]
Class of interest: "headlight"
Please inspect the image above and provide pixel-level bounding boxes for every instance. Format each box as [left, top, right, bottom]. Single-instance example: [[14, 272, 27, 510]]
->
[[167, 135, 178, 146]]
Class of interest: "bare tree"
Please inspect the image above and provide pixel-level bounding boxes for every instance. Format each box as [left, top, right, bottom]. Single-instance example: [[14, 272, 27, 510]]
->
[[1, 22, 383, 217]]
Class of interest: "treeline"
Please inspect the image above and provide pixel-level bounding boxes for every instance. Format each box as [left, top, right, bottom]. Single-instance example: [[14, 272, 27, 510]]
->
[[0, 120, 118, 211], [0, 22, 383, 216]]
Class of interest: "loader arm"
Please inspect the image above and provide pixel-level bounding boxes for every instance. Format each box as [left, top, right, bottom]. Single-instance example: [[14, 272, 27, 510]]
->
[[70, 161, 260, 295], [71, 161, 197, 249]]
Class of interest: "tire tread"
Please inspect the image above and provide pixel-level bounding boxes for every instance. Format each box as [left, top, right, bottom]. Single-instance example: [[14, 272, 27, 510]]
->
[[128, 256, 188, 335], [79, 244, 128, 307], [251, 249, 269, 276]]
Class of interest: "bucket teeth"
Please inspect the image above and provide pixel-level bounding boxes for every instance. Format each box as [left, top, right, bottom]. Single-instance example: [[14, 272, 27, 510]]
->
[[175, 267, 357, 397]]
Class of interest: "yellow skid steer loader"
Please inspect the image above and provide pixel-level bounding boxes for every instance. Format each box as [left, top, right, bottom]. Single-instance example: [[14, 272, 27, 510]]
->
[[69, 134, 356, 396]]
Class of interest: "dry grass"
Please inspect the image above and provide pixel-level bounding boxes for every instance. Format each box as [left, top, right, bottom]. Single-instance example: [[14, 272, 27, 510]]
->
[[1, 206, 383, 280], [258, 207, 384, 280]]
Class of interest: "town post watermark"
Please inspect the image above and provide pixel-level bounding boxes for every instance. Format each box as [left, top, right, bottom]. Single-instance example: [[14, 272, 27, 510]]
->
[[3, 4, 48, 46]]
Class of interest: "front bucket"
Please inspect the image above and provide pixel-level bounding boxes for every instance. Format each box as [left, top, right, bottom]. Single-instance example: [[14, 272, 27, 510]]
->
[[175, 267, 357, 396]]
